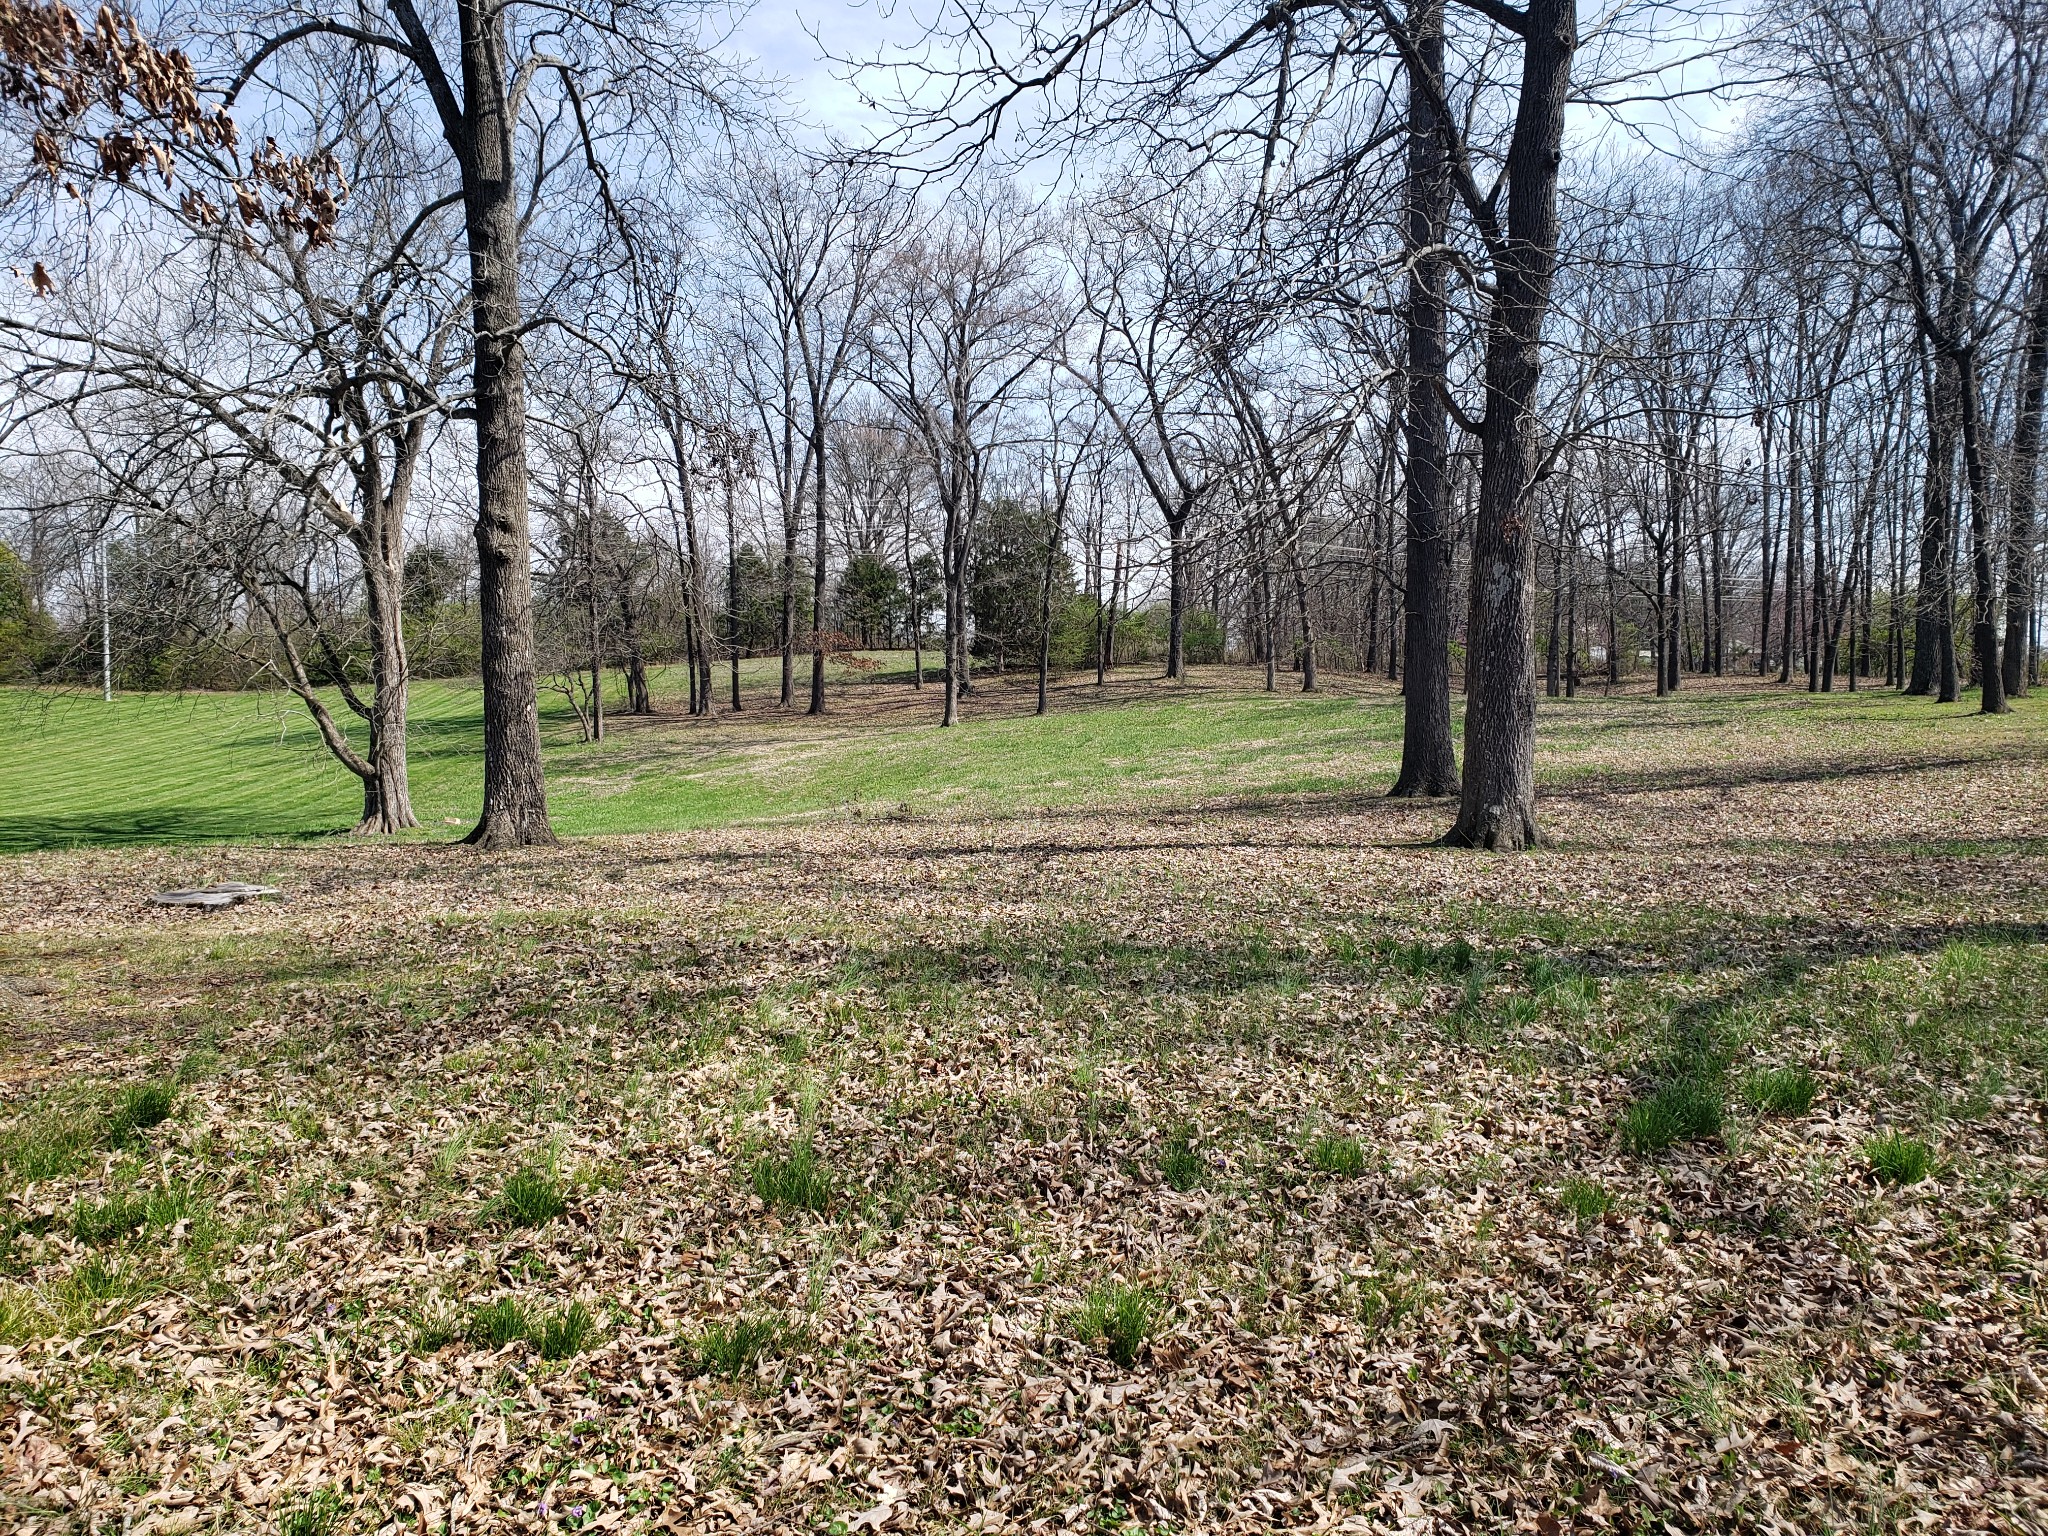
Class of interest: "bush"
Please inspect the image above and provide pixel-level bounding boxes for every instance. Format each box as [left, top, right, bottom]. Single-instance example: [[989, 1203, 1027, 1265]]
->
[[1310, 1135, 1367, 1178], [1619, 1079, 1723, 1154], [492, 1166, 567, 1228], [751, 1139, 832, 1213], [1074, 1281, 1161, 1368], [693, 1315, 782, 1378], [1866, 1133, 1931, 1186], [1159, 1135, 1204, 1192], [1743, 1066, 1817, 1117]]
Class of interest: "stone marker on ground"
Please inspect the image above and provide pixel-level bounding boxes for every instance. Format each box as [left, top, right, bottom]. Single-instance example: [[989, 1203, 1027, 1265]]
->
[[150, 882, 280, 909]]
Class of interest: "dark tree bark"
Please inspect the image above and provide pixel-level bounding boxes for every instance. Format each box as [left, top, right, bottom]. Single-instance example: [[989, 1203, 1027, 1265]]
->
[[2006, 257, 2048, 700], [1910, 347, 1961, 700], [1953, 343, 2008, 712], [1389, 0, 1459, 797], [1442, 0, 1575, 849], [395, 0, 556, 847]]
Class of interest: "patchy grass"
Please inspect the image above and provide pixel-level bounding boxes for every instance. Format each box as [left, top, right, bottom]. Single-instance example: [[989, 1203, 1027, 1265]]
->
[[1309, 1134, 1368, 1177], [1557, 1175, 1616, 1223], [1619, 1077, 1725, 1153], [1073, 1281, 1162, 1368], [750, 1138, 832, 1213], [0, 684, 2043, 1532], [1866, 1132, 1933, 1186], [691, 1316, 784, 1379], [1743, 1064, 1818, 1117], [489, 1165, 567, 1228]]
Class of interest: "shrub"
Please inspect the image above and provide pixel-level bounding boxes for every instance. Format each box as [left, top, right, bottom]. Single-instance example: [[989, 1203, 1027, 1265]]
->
[[70, 1194, 147, 1244], [751, 1139, 832, 1213], [533, 1300, 596, 1361], [1310, 1135, 1367, 1178], [1743, 1066, 1817, 1117], [1159, 1135, 1204, 1192], [492, 1166, 567, 1228], [1620, 1079, 1723, 1154], [278, 1488, 345, 1536], [1557, 1176, 1615, 1223], [693, 1315, 782, 1378], [1074, 1281, 1161, 1368], [1866, 1133, 1931, 1186]]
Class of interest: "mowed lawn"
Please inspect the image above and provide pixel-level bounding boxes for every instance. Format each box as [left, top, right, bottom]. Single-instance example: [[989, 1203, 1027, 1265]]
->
[[0, 683, 2045, 1533], [2, 659, 2039, 853]]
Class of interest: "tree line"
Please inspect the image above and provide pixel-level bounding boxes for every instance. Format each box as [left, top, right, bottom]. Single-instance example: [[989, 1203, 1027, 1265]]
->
[[0, 0, 2039, 848]]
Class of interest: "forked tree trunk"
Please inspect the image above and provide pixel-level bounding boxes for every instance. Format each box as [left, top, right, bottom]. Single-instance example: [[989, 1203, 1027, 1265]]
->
[[455, 0, 553, 848], [1390, 0, 1460, 798], [1444, 0, 1574, 851]]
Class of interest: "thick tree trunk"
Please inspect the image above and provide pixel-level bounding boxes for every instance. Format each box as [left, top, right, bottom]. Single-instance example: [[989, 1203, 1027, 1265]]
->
[[457, 0, 553, 849], [1444, 0, 1574, 851], [2006, 262, 2048, 700], [1165, 514, 1188, 680], [1953, 345, 2008, 713], [1391, 0, 1460, 798], [1910, 349, 1960, 700]]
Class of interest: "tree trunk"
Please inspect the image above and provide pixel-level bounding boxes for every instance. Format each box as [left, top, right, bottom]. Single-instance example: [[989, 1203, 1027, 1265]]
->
[[457, 0, 554, 848], [1953, 342, 2007, 713], [1165, 512, 1188, 680], [1390, 0, 1460, 798], [355, 521, 418, 833], [2006, 259, 2048, 700], [810, 417, 829, 715], [725, 478, 743, 711], [1444, 0, 1574, 851], [1910, 346, 1960, 700]]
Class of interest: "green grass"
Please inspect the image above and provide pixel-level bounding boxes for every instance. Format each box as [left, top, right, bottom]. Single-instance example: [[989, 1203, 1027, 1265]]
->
[[1159, 1134, 1205, 1191], [1309, 1134, 1368, 1177], [0, 666, 1405, 850], [1619, 1079, 1724, 1154], [4, 667, 2039, 852], [1866, 1133, 1933, 1186], [490, 1166, 567, 1228], [1074, 1281, 1162, 1368], [751, 1139, 833, 1213], [1556, 1176, 1616, 1223], [277, 1489, 345, 1536], [692, 1315, 783, 1378], [1744, 1066, 1818, 1117]]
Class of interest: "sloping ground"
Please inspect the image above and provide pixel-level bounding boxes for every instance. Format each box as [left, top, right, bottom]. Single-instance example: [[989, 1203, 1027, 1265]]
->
[[0, 713, 2045, 1534]]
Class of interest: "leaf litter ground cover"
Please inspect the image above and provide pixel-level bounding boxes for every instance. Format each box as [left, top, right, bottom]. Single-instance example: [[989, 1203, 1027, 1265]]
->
[[0, 686, 2044, 1534]]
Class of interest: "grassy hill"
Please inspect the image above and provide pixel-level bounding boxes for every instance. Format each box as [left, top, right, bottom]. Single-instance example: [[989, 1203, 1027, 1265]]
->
[[1, 658, 2037, 853]]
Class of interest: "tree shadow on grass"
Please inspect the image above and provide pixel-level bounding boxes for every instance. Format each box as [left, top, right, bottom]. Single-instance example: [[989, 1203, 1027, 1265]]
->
[[0, 810, 348, 855]]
